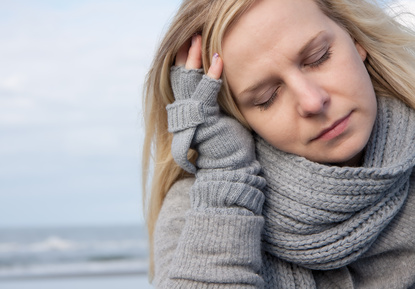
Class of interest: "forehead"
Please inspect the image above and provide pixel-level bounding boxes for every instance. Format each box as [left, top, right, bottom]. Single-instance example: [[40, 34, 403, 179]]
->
[[222, 0, 335, 95]]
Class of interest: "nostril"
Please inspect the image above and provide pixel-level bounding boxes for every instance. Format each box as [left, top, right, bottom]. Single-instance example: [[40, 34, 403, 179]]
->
[[297, 92, 329, 117]]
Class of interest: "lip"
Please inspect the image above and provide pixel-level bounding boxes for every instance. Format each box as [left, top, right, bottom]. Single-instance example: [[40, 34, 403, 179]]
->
[[312, 112, 352, 141]]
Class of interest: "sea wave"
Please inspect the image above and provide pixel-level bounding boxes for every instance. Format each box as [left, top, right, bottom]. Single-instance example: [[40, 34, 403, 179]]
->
[[0, 259, 149, 280], [0, 225, 149, 279], [0, 237, 147, 254]]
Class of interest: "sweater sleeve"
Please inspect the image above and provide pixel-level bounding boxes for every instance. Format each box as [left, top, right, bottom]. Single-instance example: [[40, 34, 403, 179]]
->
[[153, 178, 265, 289], [153, 66, 265, 288]]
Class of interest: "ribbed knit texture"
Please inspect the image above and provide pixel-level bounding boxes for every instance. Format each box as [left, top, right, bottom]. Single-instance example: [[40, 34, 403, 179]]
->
[[155, 173, 415, 288], [255, 95, 415, 288], [159, 66, 266, 287], [155, 66, 415, 288], [167, 66, 265, 214]]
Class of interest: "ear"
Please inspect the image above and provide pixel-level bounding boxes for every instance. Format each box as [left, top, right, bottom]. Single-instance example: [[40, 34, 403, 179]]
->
[[355, 41, 367, 61]]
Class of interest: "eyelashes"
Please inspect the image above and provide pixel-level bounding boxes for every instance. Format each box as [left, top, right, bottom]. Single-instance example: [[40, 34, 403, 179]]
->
[[308, 48, 332, 69], [256, 47, 332, 111], [258, 88, 279, 111]]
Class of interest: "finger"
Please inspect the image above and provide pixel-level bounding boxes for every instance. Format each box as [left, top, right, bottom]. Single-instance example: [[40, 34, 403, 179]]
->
[[207, 53, 223, 80], [185, 34, 202, 70], [175, 40, 190, 66]]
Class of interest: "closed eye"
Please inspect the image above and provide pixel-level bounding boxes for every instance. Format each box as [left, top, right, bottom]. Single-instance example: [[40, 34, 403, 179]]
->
[[256, 47, 332, 111], [308, 48, 332, 68], [257, 87, 280, 111]]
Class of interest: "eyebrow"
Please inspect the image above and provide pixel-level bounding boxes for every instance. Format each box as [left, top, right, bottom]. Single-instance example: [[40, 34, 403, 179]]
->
[[237, 78, 274, 100], [237, 30, 326, 99], [298, 30, 325, 56]]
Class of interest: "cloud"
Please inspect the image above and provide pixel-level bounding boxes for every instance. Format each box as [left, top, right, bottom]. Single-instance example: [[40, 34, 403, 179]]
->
[[0, 0, 181, 227], [0, 75, 24, 92]]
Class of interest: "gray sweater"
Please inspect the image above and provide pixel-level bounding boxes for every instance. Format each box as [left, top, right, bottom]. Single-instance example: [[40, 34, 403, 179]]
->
[[154, 67, 415, 288], [154, 174, 415, 288]]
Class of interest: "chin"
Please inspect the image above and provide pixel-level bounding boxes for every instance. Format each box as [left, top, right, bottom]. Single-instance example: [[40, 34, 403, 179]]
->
[[328, 145, 367, 167], [307, 142, 367, 167], [331, 152, 364, 167], [327, 131, 372, 167]]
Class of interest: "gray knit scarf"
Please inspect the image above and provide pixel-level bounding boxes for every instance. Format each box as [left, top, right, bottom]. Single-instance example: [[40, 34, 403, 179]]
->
[[255, 96, 415, 288]]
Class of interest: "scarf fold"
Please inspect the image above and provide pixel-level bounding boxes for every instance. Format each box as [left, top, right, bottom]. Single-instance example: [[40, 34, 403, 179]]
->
[[255, 96, 415, 287]]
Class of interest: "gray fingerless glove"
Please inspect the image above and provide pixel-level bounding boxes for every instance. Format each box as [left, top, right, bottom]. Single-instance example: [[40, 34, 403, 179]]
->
[[167, 66, 265, 215]]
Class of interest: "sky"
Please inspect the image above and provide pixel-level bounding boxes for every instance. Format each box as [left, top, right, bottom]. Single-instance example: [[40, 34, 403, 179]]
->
[[0, 0, 414, 228], [0, 0, 182, 228]]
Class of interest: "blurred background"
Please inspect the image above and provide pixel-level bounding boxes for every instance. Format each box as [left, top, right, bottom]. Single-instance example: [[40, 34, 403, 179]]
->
[[0, 0, 414, 288], [0, 0, 181, 288]]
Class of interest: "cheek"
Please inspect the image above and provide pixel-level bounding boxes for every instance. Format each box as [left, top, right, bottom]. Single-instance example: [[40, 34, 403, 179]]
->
[[243, 111, 272, 138], [338, 48, 371, 90], [325, 50, 375, 108], [349, 63, 377, 110], [246, 110, 295, 148], [366, 91, 378, 122]]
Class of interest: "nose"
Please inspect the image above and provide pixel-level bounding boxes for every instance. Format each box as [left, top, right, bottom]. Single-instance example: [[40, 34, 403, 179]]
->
[[292, 75, 329, 117]]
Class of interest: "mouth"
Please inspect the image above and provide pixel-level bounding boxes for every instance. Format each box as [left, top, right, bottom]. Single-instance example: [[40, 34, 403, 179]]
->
[[312, 112, 352, 141]]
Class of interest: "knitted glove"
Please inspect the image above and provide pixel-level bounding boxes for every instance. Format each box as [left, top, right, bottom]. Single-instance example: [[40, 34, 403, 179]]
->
[[166, 66, 265, 215]]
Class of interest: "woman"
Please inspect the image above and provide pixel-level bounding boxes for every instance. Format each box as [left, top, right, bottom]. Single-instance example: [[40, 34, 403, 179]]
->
[[143, 0, 415, 288]]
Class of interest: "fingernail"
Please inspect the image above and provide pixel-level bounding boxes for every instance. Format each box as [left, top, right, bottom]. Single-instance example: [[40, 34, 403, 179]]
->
[[191, 34, 198, 46], [212, 53, 219, 66]]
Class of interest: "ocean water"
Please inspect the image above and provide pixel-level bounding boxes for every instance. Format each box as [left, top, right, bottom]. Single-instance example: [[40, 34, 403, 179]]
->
[[1, 275, 153, 289], [0, 224, 153, 288]]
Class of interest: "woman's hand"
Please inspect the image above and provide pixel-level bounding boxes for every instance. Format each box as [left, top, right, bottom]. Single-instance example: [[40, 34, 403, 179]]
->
[[175, 34, 223, 80], [167, 33, 259, 186], [160, 35, 265, 289], [167, 34, 228, 174]]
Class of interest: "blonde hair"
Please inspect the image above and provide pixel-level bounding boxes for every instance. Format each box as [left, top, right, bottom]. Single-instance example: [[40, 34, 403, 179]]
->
[[142, 0, 415, 279]]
